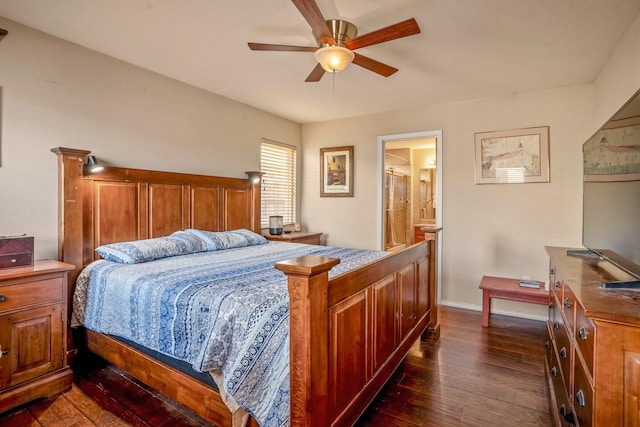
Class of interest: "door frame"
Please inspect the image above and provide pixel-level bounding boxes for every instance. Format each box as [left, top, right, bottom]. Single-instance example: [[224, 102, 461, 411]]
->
[[377, 130, 443, 303]]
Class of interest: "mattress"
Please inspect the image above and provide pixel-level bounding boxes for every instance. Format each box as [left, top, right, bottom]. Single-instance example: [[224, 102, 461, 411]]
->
[[72, 236, 388, 426]]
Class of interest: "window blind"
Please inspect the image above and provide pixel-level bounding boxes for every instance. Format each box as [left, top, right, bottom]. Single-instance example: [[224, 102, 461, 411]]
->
[[261, 140, 297, 228]]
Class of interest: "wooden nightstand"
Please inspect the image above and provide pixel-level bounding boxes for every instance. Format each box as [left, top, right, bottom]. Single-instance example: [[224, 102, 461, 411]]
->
[[265, 231, 323, 245], [0, 260, 74, 413]]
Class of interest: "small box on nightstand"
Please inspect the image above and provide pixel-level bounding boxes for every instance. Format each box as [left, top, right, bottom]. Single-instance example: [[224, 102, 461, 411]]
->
[[0, 236, 34, 269]]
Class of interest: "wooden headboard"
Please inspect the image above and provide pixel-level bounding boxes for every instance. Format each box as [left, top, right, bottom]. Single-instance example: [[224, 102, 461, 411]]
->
[[52, 147, 261, 288]]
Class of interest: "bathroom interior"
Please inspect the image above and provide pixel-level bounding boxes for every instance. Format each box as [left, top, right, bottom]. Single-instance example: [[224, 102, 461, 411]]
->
[[384, 139, 437, 251]]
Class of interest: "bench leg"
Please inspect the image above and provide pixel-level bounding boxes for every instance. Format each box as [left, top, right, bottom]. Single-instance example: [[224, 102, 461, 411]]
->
[[482, 290, 490, 327]]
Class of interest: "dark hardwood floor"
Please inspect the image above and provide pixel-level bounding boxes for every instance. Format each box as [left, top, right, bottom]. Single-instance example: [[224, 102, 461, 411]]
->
[[0, 306, 551, 426]]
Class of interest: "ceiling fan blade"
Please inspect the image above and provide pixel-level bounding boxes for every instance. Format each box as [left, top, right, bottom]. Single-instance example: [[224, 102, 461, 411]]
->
[[305, 63, 326, 82], [352, 53, 398, 77], [291, 0, 336, 45], [248, 42, 318, 52], [344, 18, 420, 50]]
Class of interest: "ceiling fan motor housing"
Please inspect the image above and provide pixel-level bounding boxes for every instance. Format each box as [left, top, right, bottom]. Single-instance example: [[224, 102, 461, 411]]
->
[[314, 19, 357, 47]]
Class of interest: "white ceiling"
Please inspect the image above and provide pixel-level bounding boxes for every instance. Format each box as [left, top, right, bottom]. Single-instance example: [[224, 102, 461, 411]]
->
[[1, 0, 639, 124]]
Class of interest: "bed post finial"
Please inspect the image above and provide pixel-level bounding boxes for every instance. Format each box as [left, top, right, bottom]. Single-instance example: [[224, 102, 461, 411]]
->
[[245, 171, 264, 234], [51, 147, 90, 284]]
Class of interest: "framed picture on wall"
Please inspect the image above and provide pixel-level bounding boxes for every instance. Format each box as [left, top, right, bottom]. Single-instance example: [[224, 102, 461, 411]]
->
[[320, 146, 354, 197], [474, 126, 550, 184]]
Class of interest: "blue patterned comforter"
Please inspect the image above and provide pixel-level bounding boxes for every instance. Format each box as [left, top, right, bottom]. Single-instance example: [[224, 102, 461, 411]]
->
[[72, 241, 388, 426]]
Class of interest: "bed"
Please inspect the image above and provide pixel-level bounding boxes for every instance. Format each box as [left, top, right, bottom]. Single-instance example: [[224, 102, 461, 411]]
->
[[52, 147, 440, 427]]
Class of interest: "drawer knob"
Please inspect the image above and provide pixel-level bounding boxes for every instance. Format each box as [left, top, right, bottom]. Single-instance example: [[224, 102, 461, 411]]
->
[[551, 366, 557, 377], [560, 347, 568, 359], [555, 280, 561, 288], [559, 405, 576, 424], [578, 327, 588, 341], [0, 346, 8, 357], [545, 340, 550, 350], [575, 389, 586, 407], [0, 294, 6, 302], [564, 298, 572, 309]]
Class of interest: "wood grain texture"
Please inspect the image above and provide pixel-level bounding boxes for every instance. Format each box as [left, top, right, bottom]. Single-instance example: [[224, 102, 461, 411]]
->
[[546, 247, 640, 426], [53, 149, 439, 427], [0, 261, 74, 414], [277, 242, 434, 426], [0, 306, 550, 426]]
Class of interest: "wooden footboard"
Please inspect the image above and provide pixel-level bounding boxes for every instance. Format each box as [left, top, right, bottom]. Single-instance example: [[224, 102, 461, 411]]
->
[[276, 239, 435, 426]]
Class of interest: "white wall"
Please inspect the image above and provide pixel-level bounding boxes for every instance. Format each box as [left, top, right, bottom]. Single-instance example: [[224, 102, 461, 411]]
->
[[594, 13, 640, 124], [301, 86, 594, 317], [0, 18, 301, 260], [300, 13, 640, 317], [1, 11, 638, 319]]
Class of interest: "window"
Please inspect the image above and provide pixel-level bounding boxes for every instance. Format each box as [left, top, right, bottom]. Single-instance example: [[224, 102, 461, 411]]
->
[[260, 139, 296, 228]]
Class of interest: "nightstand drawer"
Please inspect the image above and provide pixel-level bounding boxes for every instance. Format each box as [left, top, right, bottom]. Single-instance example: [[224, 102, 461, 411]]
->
[[290, 236, 321, 245], [0, 277, 64, 312], [265, 231, 323, 245]]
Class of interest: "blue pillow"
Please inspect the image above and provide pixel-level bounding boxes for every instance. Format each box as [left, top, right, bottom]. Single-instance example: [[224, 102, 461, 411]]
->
[[184, 228, 268, 251], [96, 230, 207, 264]]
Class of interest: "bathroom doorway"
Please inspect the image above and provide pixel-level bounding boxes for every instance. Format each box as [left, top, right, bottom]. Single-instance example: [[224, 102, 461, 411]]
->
[[377, 130, 443, 300], [380, 134, 440, 250]]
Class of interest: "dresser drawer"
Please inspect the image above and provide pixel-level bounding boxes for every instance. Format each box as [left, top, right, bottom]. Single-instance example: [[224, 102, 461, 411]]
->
[[575, 301, 595, 377], [548, 293, 557, 324], [561, 282, 576, 335], [549, 347, 574, 426], [546, 322, 555, 372], [0, 277, 64, 312], [552, 275, 563, 304], [573, 356, 594, 427], [554, 307, 572, 391]]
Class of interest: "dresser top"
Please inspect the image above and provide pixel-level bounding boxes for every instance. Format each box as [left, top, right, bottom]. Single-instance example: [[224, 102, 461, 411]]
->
[[546, 246, 640, 325], [0, 260, 75, 280]]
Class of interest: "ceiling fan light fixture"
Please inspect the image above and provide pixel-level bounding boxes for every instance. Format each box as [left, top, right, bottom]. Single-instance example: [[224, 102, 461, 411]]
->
[[314, 45, 354, 73]]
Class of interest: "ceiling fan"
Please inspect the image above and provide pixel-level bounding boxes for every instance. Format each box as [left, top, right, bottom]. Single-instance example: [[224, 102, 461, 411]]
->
[[248, 0, 421, 82]]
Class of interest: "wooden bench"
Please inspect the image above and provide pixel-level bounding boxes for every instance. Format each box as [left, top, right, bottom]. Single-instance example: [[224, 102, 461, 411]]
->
[[479, 275, 548, 327]]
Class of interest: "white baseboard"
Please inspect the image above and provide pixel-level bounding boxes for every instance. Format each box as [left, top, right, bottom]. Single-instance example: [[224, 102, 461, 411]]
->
[[439, 299, 547, 322]]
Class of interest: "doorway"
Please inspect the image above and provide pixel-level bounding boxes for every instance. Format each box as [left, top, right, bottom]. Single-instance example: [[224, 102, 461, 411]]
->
[[377, 130, 443, 301]]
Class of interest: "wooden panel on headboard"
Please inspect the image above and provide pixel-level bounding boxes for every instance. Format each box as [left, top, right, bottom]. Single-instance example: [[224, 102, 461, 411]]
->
[[93, 181, 143, 248], [224, 187, 253, 231], [52, 147, 262, 285], [191, 186, 220, 231], [149, 183, 188, 238]]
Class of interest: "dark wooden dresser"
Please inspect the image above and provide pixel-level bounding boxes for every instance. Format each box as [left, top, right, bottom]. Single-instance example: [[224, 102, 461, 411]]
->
[[0, 260, 74, 414], [546, 246, 640, 426]]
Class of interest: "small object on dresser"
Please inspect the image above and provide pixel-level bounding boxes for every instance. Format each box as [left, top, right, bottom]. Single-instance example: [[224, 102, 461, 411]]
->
[[519, 280, 541, 289], [0, 234, 34, 269], [268, 216, 283, 235]]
